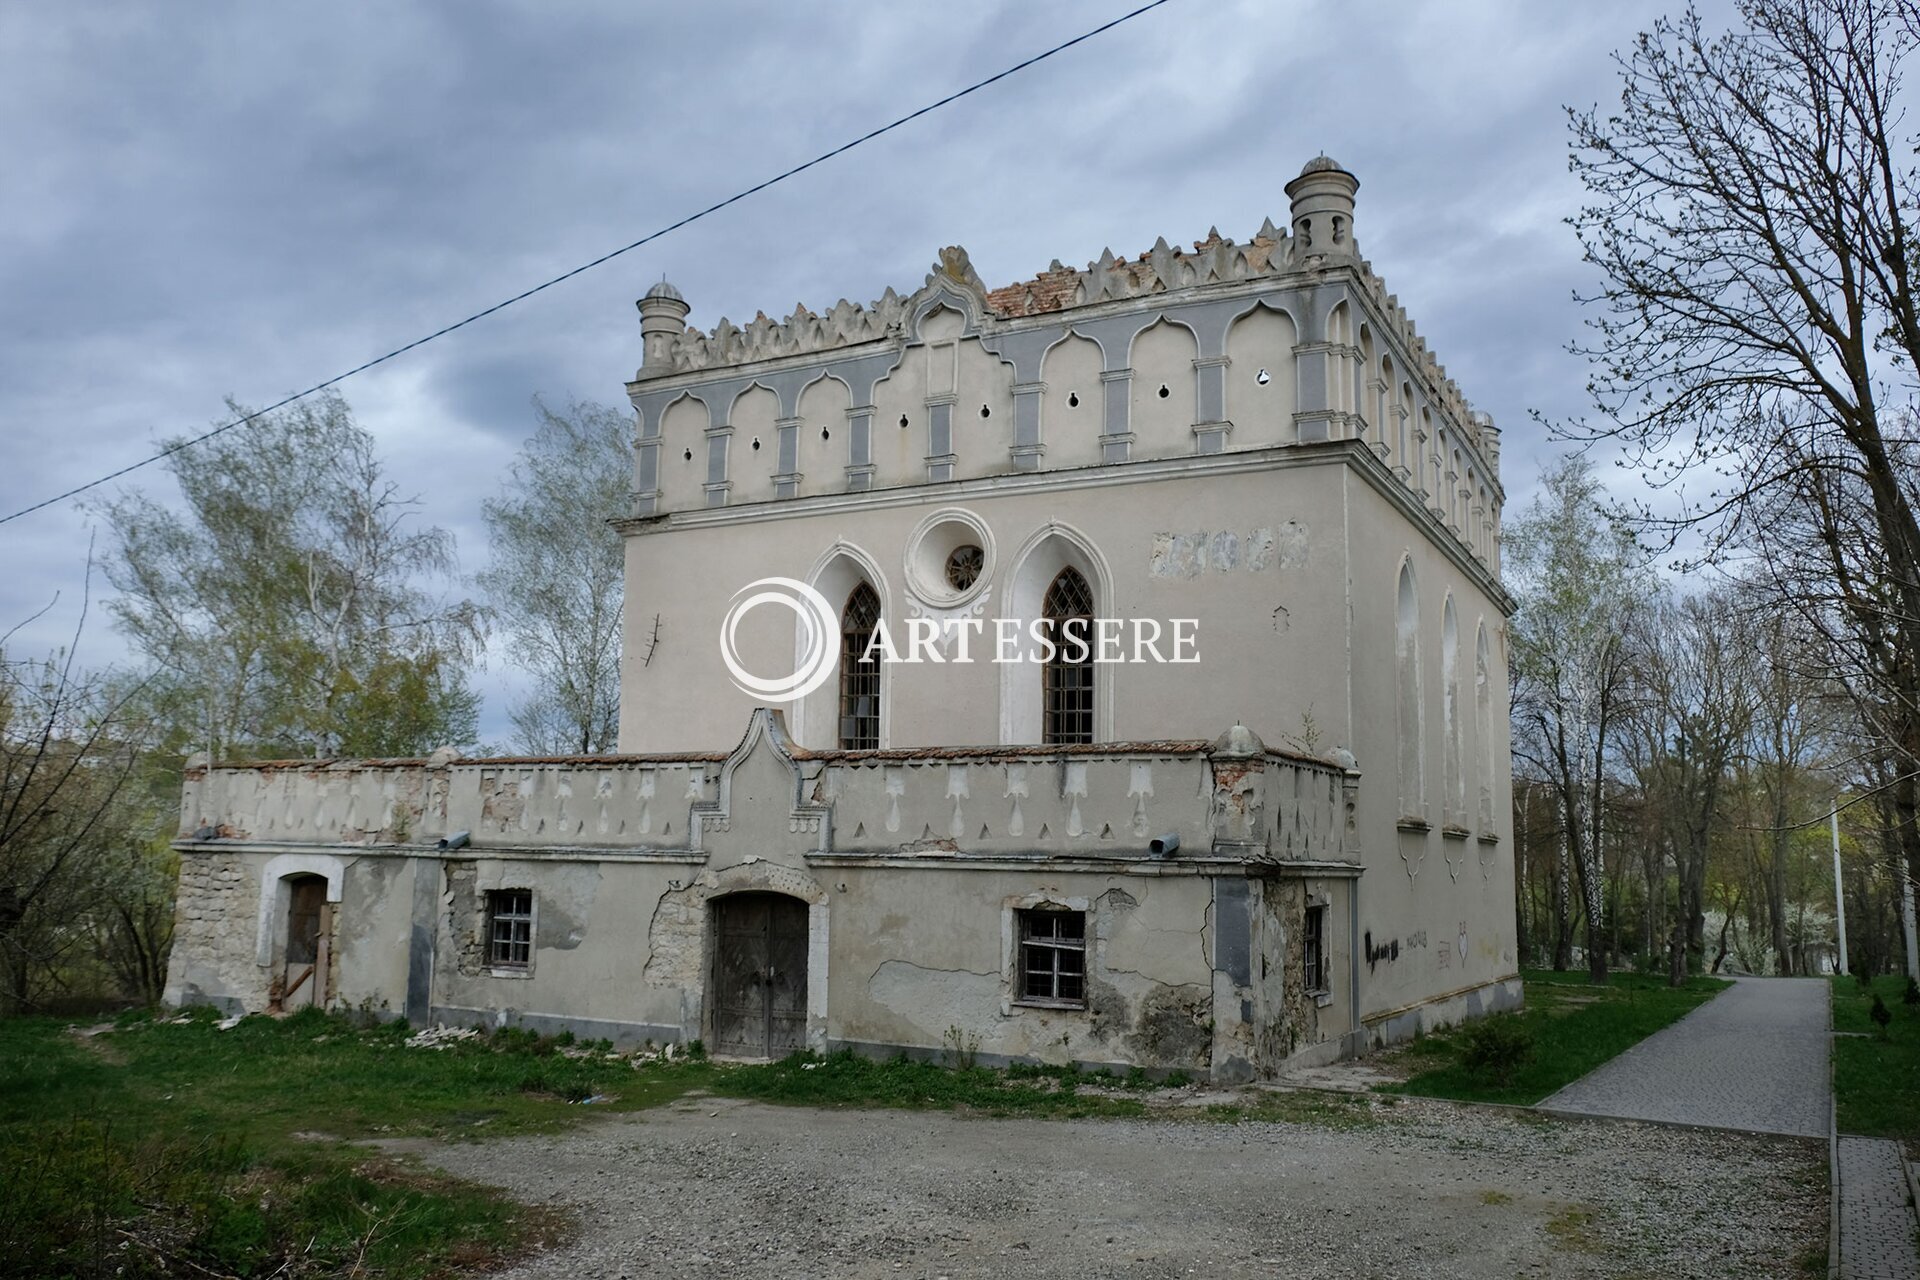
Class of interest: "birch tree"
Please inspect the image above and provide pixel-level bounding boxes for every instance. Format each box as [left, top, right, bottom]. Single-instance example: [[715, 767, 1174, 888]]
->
[[479, 398, 629, 755], [96, 390, 481, 758], [1508, 457, 1657, 983]]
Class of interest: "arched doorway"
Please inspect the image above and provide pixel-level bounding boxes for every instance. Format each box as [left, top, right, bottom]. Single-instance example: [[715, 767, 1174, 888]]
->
[[709, 892, 809, 1058]]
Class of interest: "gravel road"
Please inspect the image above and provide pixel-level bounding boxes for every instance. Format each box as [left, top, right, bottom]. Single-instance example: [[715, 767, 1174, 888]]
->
[[411, 1093, 1824, 1280]]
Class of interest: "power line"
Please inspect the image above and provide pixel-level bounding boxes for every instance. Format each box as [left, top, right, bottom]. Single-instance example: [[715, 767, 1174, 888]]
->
[[1, 0, 1175, 528]]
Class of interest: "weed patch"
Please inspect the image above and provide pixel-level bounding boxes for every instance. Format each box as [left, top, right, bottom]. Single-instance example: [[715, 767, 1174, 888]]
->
[[1200, 1088, 1378, 1130], [1546, 1204, 1601, 1253], [0, 1035, 539, 1278]]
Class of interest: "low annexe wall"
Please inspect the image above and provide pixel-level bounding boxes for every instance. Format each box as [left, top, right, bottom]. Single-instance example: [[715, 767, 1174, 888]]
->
[[166, 712, 1366, 1079]]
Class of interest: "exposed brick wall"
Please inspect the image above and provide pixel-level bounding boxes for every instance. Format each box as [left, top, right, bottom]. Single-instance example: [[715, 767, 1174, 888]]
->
[[444, 860, 487, 977]]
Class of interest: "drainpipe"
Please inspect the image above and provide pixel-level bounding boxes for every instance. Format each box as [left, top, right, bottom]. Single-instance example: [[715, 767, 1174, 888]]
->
[[1336, 752, 1367, 1059], [426, 859, 440, 1026]]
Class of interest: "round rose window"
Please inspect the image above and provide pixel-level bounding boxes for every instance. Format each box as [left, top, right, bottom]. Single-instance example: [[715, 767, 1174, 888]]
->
[[945, 545, 984, 592]]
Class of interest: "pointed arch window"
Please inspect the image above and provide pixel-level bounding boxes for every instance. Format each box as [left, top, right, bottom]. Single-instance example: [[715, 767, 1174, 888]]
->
[[1396, 563, 1425, 820], [839, 582, 881, 749], [1476, 622, 1495, 829], [1442, 598, 1463, 826], [1042, 567, 1095, 745]]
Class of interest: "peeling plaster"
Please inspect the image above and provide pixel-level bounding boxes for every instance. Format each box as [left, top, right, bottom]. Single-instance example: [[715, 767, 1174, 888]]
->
[[868, 960, 1001, 1037]]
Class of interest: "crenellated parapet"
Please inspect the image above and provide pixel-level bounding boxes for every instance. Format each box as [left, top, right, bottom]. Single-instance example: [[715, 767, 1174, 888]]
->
[[637, 225, 1311, 380], [624, 156, 1503, 569], [1348, 257, 1492, 468]]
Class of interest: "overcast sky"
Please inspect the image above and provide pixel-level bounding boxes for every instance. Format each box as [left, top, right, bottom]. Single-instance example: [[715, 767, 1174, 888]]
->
[[0, 0, 1725, 745]]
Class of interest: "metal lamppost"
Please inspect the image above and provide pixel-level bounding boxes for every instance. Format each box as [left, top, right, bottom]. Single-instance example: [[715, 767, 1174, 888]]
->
[[1830, 806, 1849, 977]]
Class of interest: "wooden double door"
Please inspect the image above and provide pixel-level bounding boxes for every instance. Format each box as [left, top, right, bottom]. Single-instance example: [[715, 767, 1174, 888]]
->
[[709, 893, 809, 1059]]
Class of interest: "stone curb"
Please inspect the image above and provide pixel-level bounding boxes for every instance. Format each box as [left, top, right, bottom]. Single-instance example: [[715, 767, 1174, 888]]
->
[[1829, 1100, 1841, 1280], [1272, 1080, 1827, 1144], [1828, 985, 1840, 1280], [1528, 1102, 1825, 1143]]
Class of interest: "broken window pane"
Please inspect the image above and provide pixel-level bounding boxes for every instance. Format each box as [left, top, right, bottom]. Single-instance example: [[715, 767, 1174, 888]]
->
[[1017, 907, 1087, 1007], [489, 888, 534, 969], [1303, 903, 1327, 994]]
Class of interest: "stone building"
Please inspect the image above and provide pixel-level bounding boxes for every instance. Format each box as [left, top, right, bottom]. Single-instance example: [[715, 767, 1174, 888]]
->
[[165, 156, 1519, 1079]]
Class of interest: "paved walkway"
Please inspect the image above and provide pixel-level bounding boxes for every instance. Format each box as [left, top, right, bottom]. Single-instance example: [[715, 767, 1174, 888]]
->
[[1837, 1137, 1920, 1280], [1535, 975, 1918, 1279], [1538, 975, 1831, 1135]]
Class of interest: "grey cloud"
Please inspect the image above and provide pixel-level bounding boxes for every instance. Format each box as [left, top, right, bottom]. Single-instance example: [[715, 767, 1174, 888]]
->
[[0, 0, 1733, 741]]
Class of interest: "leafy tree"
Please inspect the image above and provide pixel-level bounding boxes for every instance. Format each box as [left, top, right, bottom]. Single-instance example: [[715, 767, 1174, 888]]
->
[[1508, 456, 1658, 983], [95, 390, 481, 759], [479, 397, 628, 755]]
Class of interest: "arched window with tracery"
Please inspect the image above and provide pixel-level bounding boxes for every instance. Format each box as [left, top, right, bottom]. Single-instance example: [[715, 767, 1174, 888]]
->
[[839, 582, 881, 749], [1042, 567, 1094, 745]]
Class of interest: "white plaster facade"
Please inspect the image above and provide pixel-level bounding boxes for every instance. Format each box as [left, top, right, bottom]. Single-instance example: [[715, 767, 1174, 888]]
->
[[164, 157, 1519, 1077]]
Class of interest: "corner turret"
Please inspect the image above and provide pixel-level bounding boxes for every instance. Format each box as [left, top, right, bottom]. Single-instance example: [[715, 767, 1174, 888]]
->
[[1285, 155, 1359, 256], [636, 279, 691, 378]]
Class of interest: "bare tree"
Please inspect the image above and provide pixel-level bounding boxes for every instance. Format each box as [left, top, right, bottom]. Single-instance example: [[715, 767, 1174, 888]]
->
[[1743, 601, 1847, 971], [0, 593, 154, 1011], [1623, 588, 1756, 983], [1568, 0, 1920, 897]]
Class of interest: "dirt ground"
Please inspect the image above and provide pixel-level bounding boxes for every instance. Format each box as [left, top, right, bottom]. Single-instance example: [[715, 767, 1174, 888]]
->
[[409, 1092, 1825, 1280]]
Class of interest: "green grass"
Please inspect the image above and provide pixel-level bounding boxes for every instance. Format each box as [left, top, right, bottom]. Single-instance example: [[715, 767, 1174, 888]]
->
[[0, 1009, 680, 1280], [752, 1055, 1383, 1128], [0, 1008, 1345, 1278], [1380, 966, 1732, 1106], [719, 1052, 1155, 1118], [1830, 973, 1920, 1150]]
